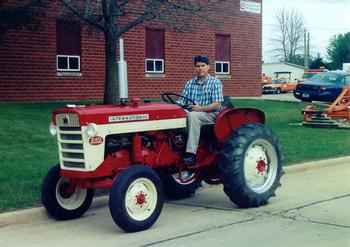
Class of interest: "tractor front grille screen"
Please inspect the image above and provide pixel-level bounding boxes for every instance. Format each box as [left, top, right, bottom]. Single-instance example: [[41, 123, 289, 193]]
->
[[61, 143, 83, 150], [56, 113, 80, 127], [56, 113, 85, 169], [63, 161, 85, 168]]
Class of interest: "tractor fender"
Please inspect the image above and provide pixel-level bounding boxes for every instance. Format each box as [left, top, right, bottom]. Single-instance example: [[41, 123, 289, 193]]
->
[[214, 108, 265, 143]]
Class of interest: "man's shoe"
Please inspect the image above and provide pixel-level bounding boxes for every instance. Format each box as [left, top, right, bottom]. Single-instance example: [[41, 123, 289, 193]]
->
[[183, 153, 196, 167]]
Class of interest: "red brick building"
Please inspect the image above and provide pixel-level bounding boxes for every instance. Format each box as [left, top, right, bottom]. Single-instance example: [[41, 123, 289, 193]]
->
[[0, 0, 262, 101]]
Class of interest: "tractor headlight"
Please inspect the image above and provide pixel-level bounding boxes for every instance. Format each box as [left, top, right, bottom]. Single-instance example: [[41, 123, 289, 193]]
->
[[86, 123, 98, 137], [49, 122, 57, 136]]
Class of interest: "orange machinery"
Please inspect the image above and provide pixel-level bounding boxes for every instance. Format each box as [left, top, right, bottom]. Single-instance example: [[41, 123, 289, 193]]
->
[[302, 87, 350, 128]]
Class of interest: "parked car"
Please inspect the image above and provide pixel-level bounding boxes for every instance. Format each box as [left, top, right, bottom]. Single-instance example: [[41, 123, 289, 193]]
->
[[300, 69, 327, 82], [261, 73, 272, 86], [294, 71, 350, 102], [262, 79, 297, 94]]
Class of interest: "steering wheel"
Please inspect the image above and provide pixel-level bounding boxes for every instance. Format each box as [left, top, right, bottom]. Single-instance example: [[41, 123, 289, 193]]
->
[[161, 92, 196, 110]]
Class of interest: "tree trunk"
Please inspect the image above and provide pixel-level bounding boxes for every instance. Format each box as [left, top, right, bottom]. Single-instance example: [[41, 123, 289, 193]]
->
[[103, 31, 119, 104], [102, 0, 119, 104]]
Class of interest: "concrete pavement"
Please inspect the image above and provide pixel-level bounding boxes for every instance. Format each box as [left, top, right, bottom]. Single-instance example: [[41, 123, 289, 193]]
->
[[0, 158, 350, 247]]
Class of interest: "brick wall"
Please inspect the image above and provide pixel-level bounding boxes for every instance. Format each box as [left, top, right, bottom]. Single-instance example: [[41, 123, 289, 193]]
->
[[0, 0, 262, 101]]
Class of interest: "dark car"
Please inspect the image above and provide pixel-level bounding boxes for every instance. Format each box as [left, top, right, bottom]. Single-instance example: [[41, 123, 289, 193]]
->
[[293, 71, 350, 102]]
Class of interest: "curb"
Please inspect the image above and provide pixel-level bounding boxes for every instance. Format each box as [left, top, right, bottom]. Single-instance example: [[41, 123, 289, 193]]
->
[[1, 156, 349, 227], [284, 156, 350, 174], [0, 207, 48, 228], [0, 196, 109, 228]]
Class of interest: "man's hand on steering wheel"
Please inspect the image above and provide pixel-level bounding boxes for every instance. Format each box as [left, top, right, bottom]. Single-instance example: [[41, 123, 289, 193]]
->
[[161, 92, 196, 110], [190, 105, 202, 112]]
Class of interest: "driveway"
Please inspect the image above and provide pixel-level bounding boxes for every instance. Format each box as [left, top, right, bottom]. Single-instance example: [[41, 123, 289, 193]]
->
[[0, 159, 349, 247]]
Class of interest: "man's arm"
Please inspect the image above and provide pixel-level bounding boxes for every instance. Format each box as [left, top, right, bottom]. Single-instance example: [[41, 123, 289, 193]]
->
[[191, 102, 221, 112], [178, 81, 191, 105]]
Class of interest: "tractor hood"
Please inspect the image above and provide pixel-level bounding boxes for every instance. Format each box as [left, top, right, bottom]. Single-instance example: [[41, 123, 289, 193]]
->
[[52, 101, 187, 126]]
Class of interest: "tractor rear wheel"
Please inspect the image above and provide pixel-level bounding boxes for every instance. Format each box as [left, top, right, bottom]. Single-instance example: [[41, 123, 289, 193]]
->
[[159, 171, 200, 199], [41, 165, 94, 220], [109, 165, 164, 232], [218, 123, 283, 208]]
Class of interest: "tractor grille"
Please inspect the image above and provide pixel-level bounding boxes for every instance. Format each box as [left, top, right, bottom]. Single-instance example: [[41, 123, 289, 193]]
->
[[56, 114, 85, 169], [56, 113, 80, 127]]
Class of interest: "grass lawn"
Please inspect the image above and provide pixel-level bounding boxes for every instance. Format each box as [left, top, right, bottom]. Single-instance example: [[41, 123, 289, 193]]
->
[[1, 99, 350, 212], [0, 102, 67, 211]]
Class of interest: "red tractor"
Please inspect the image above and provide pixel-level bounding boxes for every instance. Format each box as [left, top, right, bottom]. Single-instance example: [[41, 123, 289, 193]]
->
[[42, 93, 283, 232]]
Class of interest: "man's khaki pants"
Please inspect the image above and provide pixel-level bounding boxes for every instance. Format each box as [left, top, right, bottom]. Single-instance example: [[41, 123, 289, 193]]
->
[[186, 111, 217, 154]]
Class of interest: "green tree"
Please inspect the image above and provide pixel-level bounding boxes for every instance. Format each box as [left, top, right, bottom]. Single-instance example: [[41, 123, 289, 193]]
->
[[288, 54, 305, 66], [327, 32, 350, 70], [309, 54, 328, 70]]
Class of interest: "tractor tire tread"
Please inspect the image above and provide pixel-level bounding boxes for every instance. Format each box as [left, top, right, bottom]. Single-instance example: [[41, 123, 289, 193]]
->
[[218, 123, 284, 208]]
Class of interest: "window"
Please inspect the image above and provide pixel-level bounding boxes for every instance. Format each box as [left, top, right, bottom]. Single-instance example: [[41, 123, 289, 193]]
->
[[56, 20, 81, 72], [215, 62, 230, 74], [57, 55, 80, 71], [145, 28, 165, 73], [215, 34, 231, 75], [145, 58, 164, 73]]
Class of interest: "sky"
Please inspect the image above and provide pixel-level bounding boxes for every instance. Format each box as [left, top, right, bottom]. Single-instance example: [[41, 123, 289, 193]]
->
[[263, 0, 350, 63]]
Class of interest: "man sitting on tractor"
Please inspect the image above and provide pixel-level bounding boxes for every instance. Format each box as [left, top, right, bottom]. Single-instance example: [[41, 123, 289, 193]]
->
[[181, 55, 224, 166]]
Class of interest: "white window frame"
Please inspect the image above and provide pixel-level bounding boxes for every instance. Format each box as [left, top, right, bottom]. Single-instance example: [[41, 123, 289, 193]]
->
[[57, 55, 81, 72], [215, 61, 230, 75], [145, 58, 164, 73]]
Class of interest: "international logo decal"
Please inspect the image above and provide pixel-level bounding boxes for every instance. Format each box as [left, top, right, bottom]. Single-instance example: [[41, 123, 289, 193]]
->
[[89, 136, 104, 145], [108, 114, 149, 123]]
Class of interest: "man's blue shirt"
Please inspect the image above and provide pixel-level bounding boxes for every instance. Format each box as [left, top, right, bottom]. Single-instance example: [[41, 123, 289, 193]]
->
[[181, 75, 224, 108]]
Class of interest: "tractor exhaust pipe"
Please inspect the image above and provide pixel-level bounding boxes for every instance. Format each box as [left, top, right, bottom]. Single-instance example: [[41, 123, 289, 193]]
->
[[118, 38, 128, 104]]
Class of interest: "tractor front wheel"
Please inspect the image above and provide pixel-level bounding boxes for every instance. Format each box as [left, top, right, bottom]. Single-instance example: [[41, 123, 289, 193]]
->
[[41, 165, 94, 220], [109, 165, 164, 232], [219, 123, 283, 208]]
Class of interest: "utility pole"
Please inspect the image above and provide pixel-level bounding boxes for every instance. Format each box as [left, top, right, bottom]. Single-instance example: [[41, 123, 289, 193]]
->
[[304, 29, 307, 68], [304, 29, 310, 69], [307, 32, 310, 68]]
